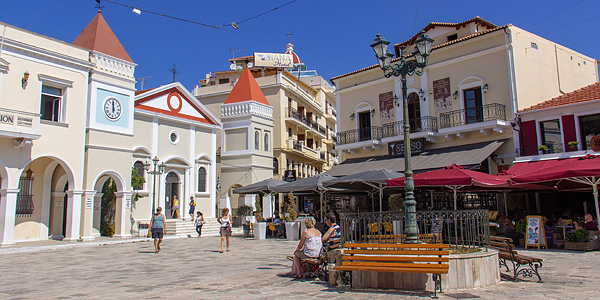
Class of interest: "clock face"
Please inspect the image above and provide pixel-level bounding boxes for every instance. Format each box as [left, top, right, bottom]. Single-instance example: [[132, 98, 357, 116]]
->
[[103, 98, 122, 120]]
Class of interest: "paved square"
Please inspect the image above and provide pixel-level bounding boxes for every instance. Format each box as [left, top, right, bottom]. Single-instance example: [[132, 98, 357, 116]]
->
[[0, 236, 598, 299]]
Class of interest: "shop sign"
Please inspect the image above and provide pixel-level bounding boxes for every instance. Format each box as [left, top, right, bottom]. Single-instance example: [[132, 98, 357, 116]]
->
[[0, 113, 34, 128], [388, 138, 425, 157], [591, 135, 600, 152], [284, 169, 296, 182], [254, 52, 293, 68]]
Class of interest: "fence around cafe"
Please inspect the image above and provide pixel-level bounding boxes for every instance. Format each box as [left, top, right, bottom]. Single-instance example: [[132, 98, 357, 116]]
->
[[339, 209, 490, 250]]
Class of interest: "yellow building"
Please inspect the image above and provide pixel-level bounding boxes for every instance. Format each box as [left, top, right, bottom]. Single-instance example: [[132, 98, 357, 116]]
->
[[329, 17, 598, 210], [193, 44, 337, 214]]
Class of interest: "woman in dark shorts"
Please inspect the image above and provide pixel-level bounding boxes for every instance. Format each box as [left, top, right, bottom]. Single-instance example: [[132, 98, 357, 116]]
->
[[150, 207, 166, 253], [217, 208, 232, 253]]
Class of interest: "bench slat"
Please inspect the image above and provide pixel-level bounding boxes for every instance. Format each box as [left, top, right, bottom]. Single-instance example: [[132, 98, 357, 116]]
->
[[344, 262, 449, 269], [345, 249, 449, 256], [334, 265, 448, 274], [343, 255, 449, 263], [345, 243, 449, 249]]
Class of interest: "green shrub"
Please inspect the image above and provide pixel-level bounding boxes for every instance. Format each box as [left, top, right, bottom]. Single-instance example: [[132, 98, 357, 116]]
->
[[566, 229, 590, 242], [234, 205, 253, 217], [515, 219, 527, 234], [254, 194, 264, 222]]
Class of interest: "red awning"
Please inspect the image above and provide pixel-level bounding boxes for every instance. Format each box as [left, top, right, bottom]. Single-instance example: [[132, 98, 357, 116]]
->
[[386, 164, 507, 188], [503, 157, 578, 177], [511, 155, 600, 185]]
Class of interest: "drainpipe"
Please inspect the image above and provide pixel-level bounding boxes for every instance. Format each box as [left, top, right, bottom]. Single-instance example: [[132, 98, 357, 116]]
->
[[554, 45, 566, 95], [504, 26, 520, 151]]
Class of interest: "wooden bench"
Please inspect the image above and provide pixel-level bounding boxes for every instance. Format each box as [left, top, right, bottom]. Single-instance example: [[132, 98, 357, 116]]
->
[[334, 243, 450, 298], [489, 236, 543, 282]]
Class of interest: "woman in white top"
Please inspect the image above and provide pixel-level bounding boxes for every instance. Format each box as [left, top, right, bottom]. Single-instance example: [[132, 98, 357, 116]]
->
[[217, 207, 232, 253]]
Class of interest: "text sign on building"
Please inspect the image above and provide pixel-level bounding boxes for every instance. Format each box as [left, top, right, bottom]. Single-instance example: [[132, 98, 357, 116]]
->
[[284, 169, 296, 182], [433, 77, 452, 113], [0, 113, 34, 128], [388, 138, 425, 157], [591, 135, 600, 152], [253, 52, 294, 68]]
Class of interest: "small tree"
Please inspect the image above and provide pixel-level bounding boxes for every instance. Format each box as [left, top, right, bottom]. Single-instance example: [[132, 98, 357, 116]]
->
[[388, 194, 405, 212], [254, 194, 264, 222], [287, 192, 297, 221], [131, 168, 145, 202]]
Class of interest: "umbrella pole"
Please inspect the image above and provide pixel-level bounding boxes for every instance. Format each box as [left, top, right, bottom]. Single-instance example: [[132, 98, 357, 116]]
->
[[453, 187, 457, 211], [594, 183, 600, 223], [379, 184, 383, 213], [320, 191, 324, 220], [503, 191, 508, 217]]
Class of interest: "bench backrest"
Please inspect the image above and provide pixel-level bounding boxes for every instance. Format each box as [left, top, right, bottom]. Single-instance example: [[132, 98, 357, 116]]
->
[[488, 236, 517, 254], [342, 243, 450, 270]]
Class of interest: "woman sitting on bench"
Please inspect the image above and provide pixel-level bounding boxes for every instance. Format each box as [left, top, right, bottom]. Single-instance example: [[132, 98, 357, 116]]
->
[[290, 217, 323, 279]]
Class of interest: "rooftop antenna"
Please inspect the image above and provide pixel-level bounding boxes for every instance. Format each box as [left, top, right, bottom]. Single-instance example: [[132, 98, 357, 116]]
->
[[169, 64, 179, 83], [136, 76, 152, 90], [229, 47, 246, 60], [285, 31, 294, 43]]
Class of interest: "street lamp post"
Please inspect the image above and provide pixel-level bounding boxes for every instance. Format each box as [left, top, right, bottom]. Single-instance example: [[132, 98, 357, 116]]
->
[[371, 31, 433, 242], [144, 156, 166, 214]]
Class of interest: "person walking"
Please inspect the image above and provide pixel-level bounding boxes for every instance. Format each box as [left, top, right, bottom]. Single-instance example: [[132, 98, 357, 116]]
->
[[149, 207, 166, 253], [195, 211, 205, 237], [189, 196, 196, 220], [217, 207, 232, 253], [171, 196, 180, 219]]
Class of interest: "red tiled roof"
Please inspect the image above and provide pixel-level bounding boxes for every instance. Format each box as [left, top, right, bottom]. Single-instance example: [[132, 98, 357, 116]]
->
[[224, 68, 270, 105], [135, 88, 154, 96], [520, 82, 600, 112], [229, 55, 253, 62], [73, 12, 133, 62], [330, 24, 508, 83]]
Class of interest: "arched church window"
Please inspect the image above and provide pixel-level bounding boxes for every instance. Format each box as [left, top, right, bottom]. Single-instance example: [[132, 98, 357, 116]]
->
[[198, 167, 207, 193]]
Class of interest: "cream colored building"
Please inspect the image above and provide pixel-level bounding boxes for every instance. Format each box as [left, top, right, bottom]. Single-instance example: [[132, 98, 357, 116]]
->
[[329, 17, 598, 210], [193, 45, 337, 214], [0, 13, 220, 246]]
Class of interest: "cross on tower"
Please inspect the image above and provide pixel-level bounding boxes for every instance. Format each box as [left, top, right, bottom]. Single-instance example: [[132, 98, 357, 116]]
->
[[95, 0, 104, 12], [169, 64, 180, 83], [285, 31, 294, 43]]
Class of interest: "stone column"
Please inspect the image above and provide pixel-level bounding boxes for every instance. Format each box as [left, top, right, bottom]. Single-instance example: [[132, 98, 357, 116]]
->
[[64, 190, 84, 242], [0, 189, 19, 246], [113, 191, 132, 238], [80, 191, 97, 241]]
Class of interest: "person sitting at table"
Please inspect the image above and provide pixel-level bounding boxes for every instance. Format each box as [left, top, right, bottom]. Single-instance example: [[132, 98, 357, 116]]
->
[[289, 217, 322, 279], [543, 217, 559, 248], [575, 214, 599, 231], [273, 216, 283, 225], [322, 212, 341, 250]]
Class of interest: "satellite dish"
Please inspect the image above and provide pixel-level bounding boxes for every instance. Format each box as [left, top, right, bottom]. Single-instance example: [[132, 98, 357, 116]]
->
[[247, 62, 254, 68], [230, 64, 237, 70]]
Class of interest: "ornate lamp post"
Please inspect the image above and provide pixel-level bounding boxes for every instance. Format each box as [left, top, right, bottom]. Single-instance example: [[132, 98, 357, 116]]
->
[[144, 156, 166, 214], [371, 31, 433, 242]]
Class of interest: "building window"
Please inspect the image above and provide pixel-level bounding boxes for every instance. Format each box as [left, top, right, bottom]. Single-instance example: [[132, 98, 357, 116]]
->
[[540, 120, 561, 153], [264, 133, 269, 151], [273, 157, 279, 174], [169, 130, 179, 144], [579, 114, 600, 150], [40, 85, 63, 122], [133, 161, 145, 190], [197, 167, 207, 193], [16, 170, 34, 216], [255, 131, 260, 150], [219, 78, 230, 84], [447, 34, 458, 42]]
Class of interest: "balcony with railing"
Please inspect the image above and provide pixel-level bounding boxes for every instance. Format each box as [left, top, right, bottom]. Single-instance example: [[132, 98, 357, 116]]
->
[[285, 139, 326, 162], [516, 141, 588, 157], [336, 126, 383, 145], [439, 103, 506, 129], [382, 116, 438, 138], [325, 106, 337, 122]]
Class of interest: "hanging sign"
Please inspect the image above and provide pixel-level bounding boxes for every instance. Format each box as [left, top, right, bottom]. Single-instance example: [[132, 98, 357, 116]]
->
[[253, 53, 294, 68], [379, 91, 395, 123], [284, 169, 296, 182], [388, 138, 425, 157], [433, 77, 452, 113], [525, 215, 547, 249], [590, 135, 600, 152]]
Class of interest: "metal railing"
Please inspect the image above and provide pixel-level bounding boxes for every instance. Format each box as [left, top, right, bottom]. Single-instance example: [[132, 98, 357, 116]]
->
[[336, 126, 383, 145], [16, 176, 35, 217], [339, 210, 490, 250], [382, 116, 438, 138], [516, 141, 587, 156], [439, 103, 505, 129]]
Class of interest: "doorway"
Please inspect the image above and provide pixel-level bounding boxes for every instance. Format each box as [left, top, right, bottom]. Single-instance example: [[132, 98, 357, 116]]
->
[[358, 111, 371, 141], [408, 93, 421, 131], [165, 172, 180, 219], [463, 87, 483, 124]]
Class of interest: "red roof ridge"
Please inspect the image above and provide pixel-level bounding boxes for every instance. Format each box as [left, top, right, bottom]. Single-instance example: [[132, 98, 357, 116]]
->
[[73, 12, 133, 63], [223, 68, 270, 106], [520, 82, 600, 112]]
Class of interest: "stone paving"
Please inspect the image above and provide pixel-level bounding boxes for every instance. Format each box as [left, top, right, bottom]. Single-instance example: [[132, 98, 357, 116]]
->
[[0, 234, 599, 299]]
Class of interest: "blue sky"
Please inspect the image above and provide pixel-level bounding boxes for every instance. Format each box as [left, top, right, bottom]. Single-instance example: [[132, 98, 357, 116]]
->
[[2, 0, 599, 91]]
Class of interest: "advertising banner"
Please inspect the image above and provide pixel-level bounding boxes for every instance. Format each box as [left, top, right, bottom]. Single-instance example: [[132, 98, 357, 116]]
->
[[253, 52, 294, 68], [433, 77, 452, 113], [379, 91, 395, 123]]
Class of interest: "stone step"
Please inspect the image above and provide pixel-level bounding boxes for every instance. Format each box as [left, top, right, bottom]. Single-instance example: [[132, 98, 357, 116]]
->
[[165, 218, 224, 236]]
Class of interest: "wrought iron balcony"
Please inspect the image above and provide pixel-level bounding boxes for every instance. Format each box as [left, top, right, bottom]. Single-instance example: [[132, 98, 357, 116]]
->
[[382, 116, 438, 138], [285, 107, 310, 125], [516, 141, 586, 156], [336, 126, 383, 145], [439, 103, 505, 129]]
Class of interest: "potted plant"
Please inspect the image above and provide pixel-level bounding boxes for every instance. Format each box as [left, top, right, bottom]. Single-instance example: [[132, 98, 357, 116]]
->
[[253, 194, 267, 240], [537, 145, 548, 154], [565, 229, 592, 251], [388, 194, 405, 235], [515, 219, 527, 247], [235, 204, 254, 238], [285, 193, 300, 241], [131, 167, 146, 205], [568, 141, 580, 149]]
